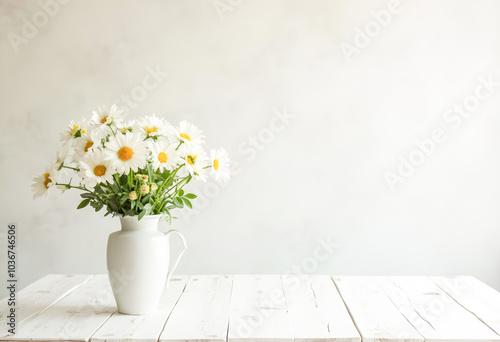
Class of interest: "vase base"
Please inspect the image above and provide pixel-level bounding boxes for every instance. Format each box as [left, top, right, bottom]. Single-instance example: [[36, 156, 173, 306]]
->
[[117, 308, 158, 315]]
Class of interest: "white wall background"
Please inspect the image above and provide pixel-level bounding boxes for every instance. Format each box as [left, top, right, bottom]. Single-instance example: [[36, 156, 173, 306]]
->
[[1, 0, 500, 299]]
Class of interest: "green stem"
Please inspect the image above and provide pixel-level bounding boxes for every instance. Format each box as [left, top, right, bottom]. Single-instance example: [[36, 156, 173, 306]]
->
[[61, 165, 79, 171], [55, 183, 91, 192], [164, 176, 190, 198], [108, 122, 117, 137]]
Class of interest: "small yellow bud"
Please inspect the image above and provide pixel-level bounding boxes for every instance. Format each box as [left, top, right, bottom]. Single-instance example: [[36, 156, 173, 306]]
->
[[151, 183, 157, 191], [128, 191, 138, 200], [139, 184, 150, 195]]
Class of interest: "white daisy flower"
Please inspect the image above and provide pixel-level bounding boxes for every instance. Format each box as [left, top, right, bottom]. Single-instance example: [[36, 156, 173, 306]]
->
[[178, 142, 209, 178], [51, 144, 74, 173], [60, 118, 87, 143], [91, 105, 124, 126], [149, 139, 182, 172], [104, 132, 148, 175], [175, 120, 205, 144], [79, 150, 115, 188], [210, 148, 230, 182], [137, 114, 174, 140], [31, 167, 60, 199], [73, 133, 98, 162], [117, 120, 136, 135]]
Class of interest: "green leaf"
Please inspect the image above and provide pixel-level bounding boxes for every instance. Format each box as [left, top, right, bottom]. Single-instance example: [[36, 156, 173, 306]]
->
[[178, 189, 184, 196], [182, 197, 192, 209], [94, 185, 105, 194], [119, 194, 129, 205], [108, 198, 120, 212], [138, 210, 147, 221], [120, 174, 127, 184], [184, 193, 197, 199], [77, 199, 90, 209], [144, 203, 153, 211], [173, 197, 184, 208], [146, 163, 154, 181]]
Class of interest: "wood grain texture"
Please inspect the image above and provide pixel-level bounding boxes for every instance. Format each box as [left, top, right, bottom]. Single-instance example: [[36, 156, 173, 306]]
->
[[228, 275, 293, 342], [332, 276, 424, 342], [377, 276, 500, 342], [91, 276, 188, 342], [159, 275, 233, 342], [430, 276, 500, 336], [0, 274, 92, 339], [5, 275, 115, 341], [281, 275, 360, 342], [3, 274, 500, 342]]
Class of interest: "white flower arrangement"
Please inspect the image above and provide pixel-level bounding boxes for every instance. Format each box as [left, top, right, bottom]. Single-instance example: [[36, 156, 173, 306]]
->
[[32, 105, 230, 221]]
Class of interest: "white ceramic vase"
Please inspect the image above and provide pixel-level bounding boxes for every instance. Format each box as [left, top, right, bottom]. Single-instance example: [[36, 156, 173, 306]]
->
[[106, 214, 187, 315]]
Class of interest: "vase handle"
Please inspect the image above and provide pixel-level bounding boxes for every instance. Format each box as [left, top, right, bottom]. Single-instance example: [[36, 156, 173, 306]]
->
[[164, 229, 187, 289]]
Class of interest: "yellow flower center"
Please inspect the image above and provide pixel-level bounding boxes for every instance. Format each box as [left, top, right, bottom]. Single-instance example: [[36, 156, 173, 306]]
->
[[81, 129, 87, 134], [43, 173, 52, 189], [180, 133, 191, 141], [71, 124, 79, 133], [213, 158, 220, 171], [84, 140, 93, 152], [187, 155, 197, 166], [118, 147, 134, 161], [158, 152, 168, 163], [100, 116, 108, 124], [146, 127, 158, 134], [94, 165, 106, 176]]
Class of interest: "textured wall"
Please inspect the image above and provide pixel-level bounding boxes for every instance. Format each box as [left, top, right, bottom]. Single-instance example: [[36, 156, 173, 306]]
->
[[1, 0, 500, 299]]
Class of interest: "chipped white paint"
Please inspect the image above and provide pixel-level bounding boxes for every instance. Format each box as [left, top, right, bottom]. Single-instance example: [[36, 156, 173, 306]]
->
[[5, 275, 115, 341], [92, 276, 188, 342], [376, 276, 500, 342], [0, 274, 92, 338], [160, 275, 233, 342], [228, 275, 293, 342], [332, 276, 423, 342], [430, 276, 500, 335], [2, 274, 500, 342], [281, 275, 360, 342]]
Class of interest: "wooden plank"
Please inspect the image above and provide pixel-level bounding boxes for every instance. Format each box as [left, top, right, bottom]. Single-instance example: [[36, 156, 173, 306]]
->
[[376, 276, 500, 342], [91, 276, 188, 342], [0, 274, 92, 338], [281, 275, 360, 342], [6, 275, 115, 341], [228, 275, 293, 342], [430, 276, 500, 335], [159, 275, 233, 342], [332, 276, 423, 342]]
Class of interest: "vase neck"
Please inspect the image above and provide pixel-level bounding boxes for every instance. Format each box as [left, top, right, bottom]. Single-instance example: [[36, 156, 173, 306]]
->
[[119, 215, 161, 231]]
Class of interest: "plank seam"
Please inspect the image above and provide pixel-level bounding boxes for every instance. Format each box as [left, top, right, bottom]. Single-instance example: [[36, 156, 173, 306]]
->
[[376, 277, 427, 341], [225, 275, 234, 342], [87, 308, 118, 342], [157, 275, 191, 342], [428, 276, 500, 337], [25, 274, 96, 338], [330, 277, 363, 341]]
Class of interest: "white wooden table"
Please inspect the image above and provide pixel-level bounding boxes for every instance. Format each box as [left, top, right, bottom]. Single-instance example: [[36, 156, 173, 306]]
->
[[1, 275, 500, 341]]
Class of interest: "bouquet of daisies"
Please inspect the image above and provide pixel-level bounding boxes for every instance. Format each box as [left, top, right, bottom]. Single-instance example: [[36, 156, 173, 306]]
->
[[32, 105, 230, 221]]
